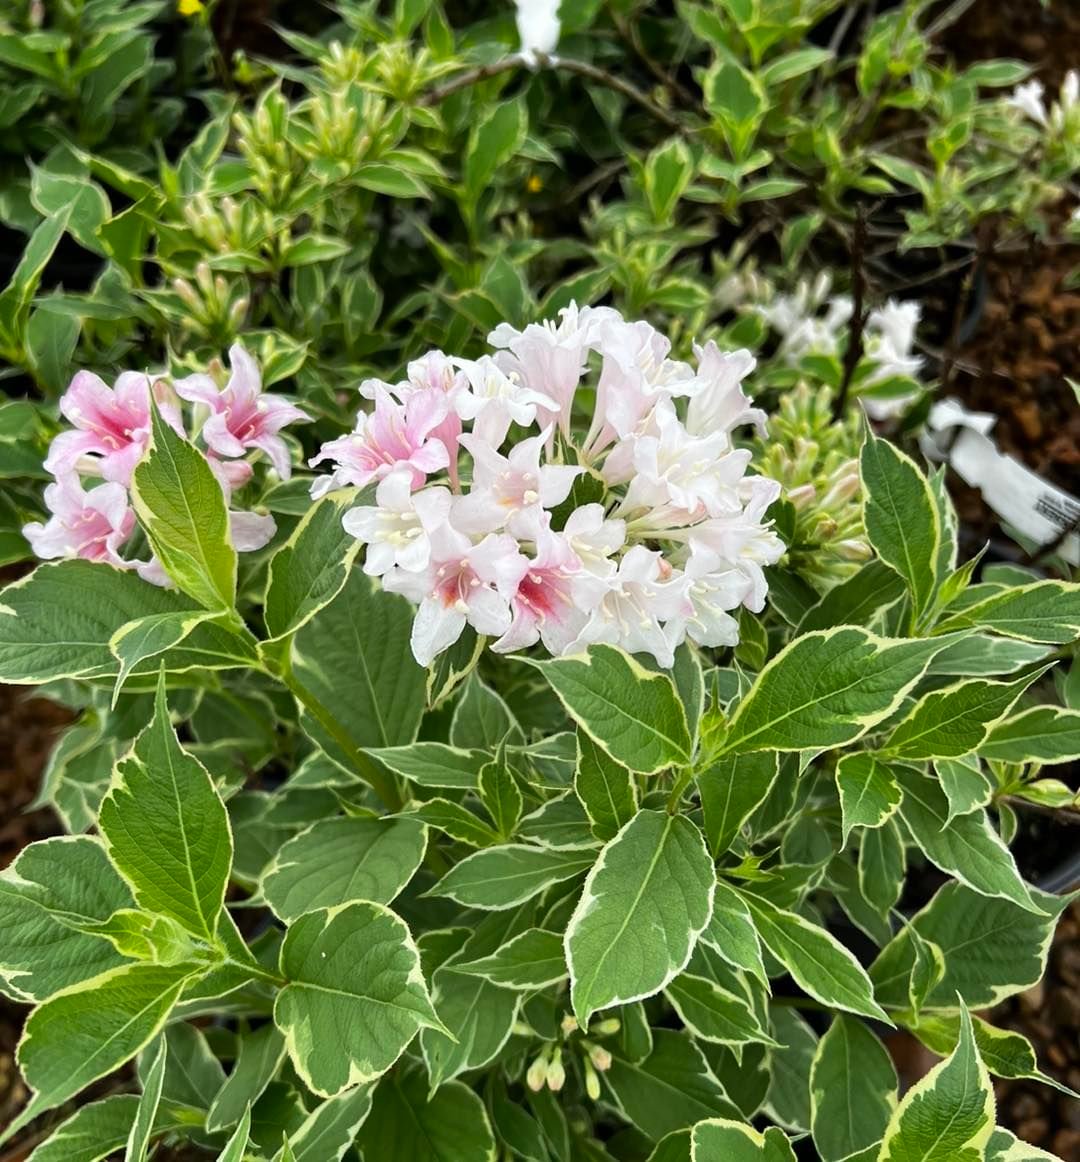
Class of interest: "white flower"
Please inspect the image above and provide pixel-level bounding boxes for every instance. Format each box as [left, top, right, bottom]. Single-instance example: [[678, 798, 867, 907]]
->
[[515, 0, 560, 68], [342, 471, 453, 575], [685, 343, 764, 437], [664, 557, 750, 650], [562, 503, 625, 581], [861, 299, 923, 419], [1008, 79, 1048, 126], [452, 354, 557, 446]]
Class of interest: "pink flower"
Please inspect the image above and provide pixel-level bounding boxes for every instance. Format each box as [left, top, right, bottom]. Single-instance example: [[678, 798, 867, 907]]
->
[[309, 387, 450, 499], [175, 344, 309, 480], [493, 518, 584, 655], [406, 351, 468, 487], [44, 371, 181, 485], [452, 355, 557, 447], [23, 476, 135, 567], [453, 430, 582, 538], [383, 527, 527, 666]]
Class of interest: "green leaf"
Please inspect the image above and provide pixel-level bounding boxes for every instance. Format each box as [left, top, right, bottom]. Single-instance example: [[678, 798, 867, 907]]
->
[[261, 815, 426, 922], [834, 752, 901, 845], [30, 166, 110, 255], [276, 1086, 374, 1162], [935, 757, 993, 822], [275, 902, 443, 1097], [860, 817, 905, 917], [3, 962, 198, 1146], [478, 747, 523, 838], [450, 682, 513, 754], [464, 98, 527, 204], [699, 880, 767, 984], [937, 580, 1080, 644], [0, 836, 132, 1002], [290, 569, 426, 759], [765, 1006, 817, 1132], [882, 671, 1042, 759], [99, 674, 233, 943], [428, 844, 593, 910], [797, 559, 906, 633], [690, 1119, 796, 1161], [893, 766, 1037, 912], [130, 403, 237, 612], [400, 797, 502, 848], [861, 432, 940, 620], [566, 810, 714, 1027], [877, 1007, 994, 1162], [870, 883, 1069, 1010], [739, 892, 890, 1021], [263, 489, 361, 641], [908, 1013, 1067, 1091], [698, 751, 779, 855], [0, 560, 257, 684], [125, 1035, 166, 1162], [206, 1024, 286, 1132], [354, 163, 430, 199], [760, 46, 833, 85], [603, 1030, 740, 1143], [280, 235, 352, 266], [23, 1095, 144, 1162], [985, 1128, 1061, 1161], [215, 1107, 251, 1162], [529, 646, 692, 774], [453, 928, 567, 990], [665, 973, 776, 1047], [719, 628, 956, 754], [978, 706, 1080, 764], [358, 1059, 497, 1161], [924, 633, 1050, 678], [365, 742, 485, 790], [420, 960, 519, 1090], [574, 728, 638, 841], [809, 1016, 897, 1161], [109, 609, 221, 706]]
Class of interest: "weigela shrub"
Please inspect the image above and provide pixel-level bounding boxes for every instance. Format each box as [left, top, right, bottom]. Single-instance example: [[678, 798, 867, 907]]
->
[[0, 311, 1078, 1160]]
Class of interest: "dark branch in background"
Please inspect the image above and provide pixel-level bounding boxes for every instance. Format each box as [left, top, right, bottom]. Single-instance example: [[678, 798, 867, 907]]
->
[[833, 203, 871, 420], [419, 52, 690, 135], [609, 8, 701, 113], [939, 221, 993, 394]]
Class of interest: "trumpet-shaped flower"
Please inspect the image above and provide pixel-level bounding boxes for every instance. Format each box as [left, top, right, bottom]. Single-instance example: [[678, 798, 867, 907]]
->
[[454, 431, 581, 537], [175, 344, 309, 480], [684, 343, 764, 437], [383, 527, 527, 666], [453, 355, 558, 447], [45, 370, 180, 485], [343, 471, 453, 576], [23, 476, 135, 566], [309, 387, 450, 498]]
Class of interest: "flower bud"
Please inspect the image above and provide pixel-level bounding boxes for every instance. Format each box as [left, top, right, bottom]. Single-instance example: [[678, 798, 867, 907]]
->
[[836, 538, 872, 561], [786, 483, 817, 510], [560, 1014, 578, 1036], [592, 1018, 621, 1036], [583, 1057, 601, 1101], [546, 1048, 565, 1092], [587, 1043, 612, 1071], [525, 1052, 548, 1092]]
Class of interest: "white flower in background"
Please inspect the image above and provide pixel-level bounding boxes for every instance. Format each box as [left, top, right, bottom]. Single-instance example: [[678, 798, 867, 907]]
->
[[1008, 70, 1079, 135], [514, 0, 561, 68], [318, 302, 784, 668], [1008, 79, 1048, 126], [862, 299, 924, 420], [756, 274, 854, 363]]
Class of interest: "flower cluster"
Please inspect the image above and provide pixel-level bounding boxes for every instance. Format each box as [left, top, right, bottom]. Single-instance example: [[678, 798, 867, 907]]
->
[[24, 345, 308, 582], [310, 306, 785, 668], [1008, 70, 1079, 137]]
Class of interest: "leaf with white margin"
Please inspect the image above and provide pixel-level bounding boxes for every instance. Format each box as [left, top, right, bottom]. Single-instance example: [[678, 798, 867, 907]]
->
[[809, 1015, 897, 1162], [365, 741, 486, 789], [215, 1107, 251, 1162], [260, 815, 426, 923], [357, 1058, 497, 1162], [109, 609, 222, 706], [882, 670, 1043, 760], [690, 1118, 796, 1161], [23, 1094, 191, 1162], [664, 972, 777, 1048], [870, 883, 1071, 1011], [527, 646, 693, 774], [274, 1085, 373, 1162], [273, 902, 446, 1097], [861, 431, 940, 620], [453, 928, 567, 990], [2, 961, 200, 1147], [427, 844, 594, 910], [978, 706, 1080, 765], [697, 751, 779, 856], [834, 752, 901, 846], [738, 891, 890, 1022], [0, 836, 133, 1002], [985, 1128, 1064, 1161], [698, 880, 767, 984], [877, 1006, 994, 1162], [206, 1024, 286, 1132], [98, 673, 233, 943], [125, 1035, 166, 1162], [936, 579, 1080, 644], [718, 628, 960, 754], [566, 810, 714, 1027], [893, 766, 1039, 912], [575, 728, 638, 841]]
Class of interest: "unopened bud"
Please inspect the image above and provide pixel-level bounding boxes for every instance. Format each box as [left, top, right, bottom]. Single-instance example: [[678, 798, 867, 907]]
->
[[560, 1014, 578, 1036], [546, 1048, 565, 1092], [583, 1057, 601, 1101], [786, 483, 817, 510], [592, 1018, 621, 1036], [525, 1052, 548, 1092], [587, 1043, 612, 1071], [814, 517, 838, 540], [836, 538, 872, 561], [820, 472, 860, 508]]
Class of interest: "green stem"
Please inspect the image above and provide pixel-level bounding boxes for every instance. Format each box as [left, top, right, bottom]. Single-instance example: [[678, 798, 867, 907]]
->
[[222, 957, 286, 988], [666, 765, 696, 814]]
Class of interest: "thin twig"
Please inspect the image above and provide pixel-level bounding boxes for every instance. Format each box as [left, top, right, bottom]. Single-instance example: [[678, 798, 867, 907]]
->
[[833, 203, 872, 419], [609, 7, 699, 111]]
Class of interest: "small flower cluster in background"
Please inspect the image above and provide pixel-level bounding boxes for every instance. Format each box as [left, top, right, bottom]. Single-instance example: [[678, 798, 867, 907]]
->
[[310, 306, 785, 668], [24, 346, 308, 583]]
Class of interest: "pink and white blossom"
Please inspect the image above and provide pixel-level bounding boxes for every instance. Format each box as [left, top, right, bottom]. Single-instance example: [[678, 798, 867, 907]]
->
[[45, 370, 181, 485], [453, 355, 558, 447], [23, 476, 135, 567], [309, 387, 450, 498], [175, 344, 309, 480]]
